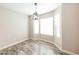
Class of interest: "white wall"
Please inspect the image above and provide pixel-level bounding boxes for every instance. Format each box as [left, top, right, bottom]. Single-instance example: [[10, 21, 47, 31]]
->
[[75, 4, 79, 54], [28, 16, 33, 38], [53, 5, 62, 48], [62, 3, 79, 54], [0, 7, 29, 49]]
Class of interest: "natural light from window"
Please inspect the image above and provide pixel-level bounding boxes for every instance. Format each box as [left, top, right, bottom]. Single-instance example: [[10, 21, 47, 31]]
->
[[33, 20, 39, 34], [54, 14, 61, 37], [40, 17, 53, 35]]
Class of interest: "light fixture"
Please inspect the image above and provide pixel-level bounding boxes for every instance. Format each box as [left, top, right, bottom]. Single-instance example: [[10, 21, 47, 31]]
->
[[33, 3, 39, 20]]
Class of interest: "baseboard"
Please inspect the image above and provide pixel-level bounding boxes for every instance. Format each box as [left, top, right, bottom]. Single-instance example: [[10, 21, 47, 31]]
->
[[0, 37, 77, 55], [52, 42, 77, 55], [30, 37, 77, 55], [0, 37, 29, 51], [41, 39, 77, 55]]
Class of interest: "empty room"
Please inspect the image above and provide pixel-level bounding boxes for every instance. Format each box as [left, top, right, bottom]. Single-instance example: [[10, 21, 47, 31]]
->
[[0, 3, 79, 55]]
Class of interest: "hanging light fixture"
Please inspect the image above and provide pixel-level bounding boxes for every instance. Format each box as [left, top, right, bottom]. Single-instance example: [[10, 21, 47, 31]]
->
[[33, 3, 39, 20]]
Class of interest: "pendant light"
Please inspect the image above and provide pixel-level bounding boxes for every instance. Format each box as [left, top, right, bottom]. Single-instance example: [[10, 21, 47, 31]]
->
[[33, 3, 39, 20]]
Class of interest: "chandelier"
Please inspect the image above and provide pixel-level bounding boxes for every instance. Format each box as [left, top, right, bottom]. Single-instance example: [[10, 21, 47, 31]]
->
[[33, 3, 39, 20]]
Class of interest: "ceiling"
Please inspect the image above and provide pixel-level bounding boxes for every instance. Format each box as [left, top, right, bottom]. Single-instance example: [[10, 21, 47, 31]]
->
[[0, 3, 61, 15]]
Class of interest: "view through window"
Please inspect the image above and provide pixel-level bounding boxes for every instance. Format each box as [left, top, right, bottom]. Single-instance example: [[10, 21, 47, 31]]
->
[[40, 17, 53, 35], [33, 20, 39, 34], [33, 17, 53, 36]]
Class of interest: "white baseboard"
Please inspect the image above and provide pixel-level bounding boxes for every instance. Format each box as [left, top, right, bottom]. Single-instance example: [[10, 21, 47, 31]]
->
[[30, 37, 77, 55], [52, 42, 77, 55], [0, 37, 29, 51], [0, 37, 77, 55], [42, 39, 77, 55]]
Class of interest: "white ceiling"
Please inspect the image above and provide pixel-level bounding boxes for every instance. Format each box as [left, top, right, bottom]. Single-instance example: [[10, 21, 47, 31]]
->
[[0, 3, 61, 15]]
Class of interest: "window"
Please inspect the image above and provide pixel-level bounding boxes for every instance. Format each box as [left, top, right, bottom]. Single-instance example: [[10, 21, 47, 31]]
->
[[54, 14, 61, 37], [33, 13, 61, 38], [33, 20, 39, 34], [40, 17, 53, 35]]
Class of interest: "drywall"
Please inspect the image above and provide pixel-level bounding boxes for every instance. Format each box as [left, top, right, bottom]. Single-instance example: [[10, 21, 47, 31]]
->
[[76, 4, 79, 54], [53, 5, 62, 48], [62, 3, 78, 54], [0, 7, 29, 49], [28, 16, 33, 38], [53, 3, 79, 54]]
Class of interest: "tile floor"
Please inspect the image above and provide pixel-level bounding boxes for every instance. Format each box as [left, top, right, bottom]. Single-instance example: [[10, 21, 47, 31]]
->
[[0, 39, 68, 55]]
